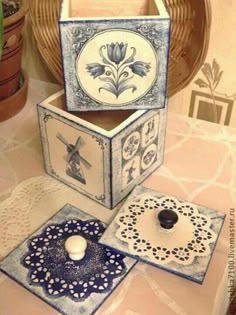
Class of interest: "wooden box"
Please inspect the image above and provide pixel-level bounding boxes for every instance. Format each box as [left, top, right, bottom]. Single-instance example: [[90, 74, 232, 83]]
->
[[37, 90, 167, 208], [59, 0, 170, 112]]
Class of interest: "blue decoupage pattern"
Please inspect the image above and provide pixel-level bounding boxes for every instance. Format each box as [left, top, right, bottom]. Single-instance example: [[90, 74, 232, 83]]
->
[[22, 221, 126, 300], [60, 18, 170, 111], [0, 204, 136, 315]]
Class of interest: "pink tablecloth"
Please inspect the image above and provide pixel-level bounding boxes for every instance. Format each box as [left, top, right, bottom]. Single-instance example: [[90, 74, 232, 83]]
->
[[0, 79, 235, 315]]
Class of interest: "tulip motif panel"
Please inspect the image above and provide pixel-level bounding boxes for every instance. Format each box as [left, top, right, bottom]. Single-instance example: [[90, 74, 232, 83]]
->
[[86, 42, 151, 99], [76, 30, 158, 107], [60, 19, 170, 111]]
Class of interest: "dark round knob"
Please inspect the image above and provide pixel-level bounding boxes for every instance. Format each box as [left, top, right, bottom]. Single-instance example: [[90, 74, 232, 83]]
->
[[158, 210, 178, 230]]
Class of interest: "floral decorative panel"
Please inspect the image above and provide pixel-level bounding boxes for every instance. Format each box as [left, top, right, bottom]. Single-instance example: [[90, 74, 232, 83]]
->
[[59, 17, 170, 111], [0, 204, 136, 315], [99, 186, 226, 284]]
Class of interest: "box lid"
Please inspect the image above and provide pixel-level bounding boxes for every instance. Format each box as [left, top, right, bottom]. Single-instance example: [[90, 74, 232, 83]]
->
[[59, 0, 170, 112], [99, 185, 226, 284], [0, 204, 136, 315]]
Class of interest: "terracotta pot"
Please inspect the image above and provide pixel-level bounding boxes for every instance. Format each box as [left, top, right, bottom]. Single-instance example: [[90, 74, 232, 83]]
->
[[0, 2, 28, 101], [0, 70, 28, 122]]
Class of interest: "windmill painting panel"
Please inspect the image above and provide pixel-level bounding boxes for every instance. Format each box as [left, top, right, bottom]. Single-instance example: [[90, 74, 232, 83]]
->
[[40, 111, 106, 204], [38, 91, 167, 208], [56, 133, 92, 185]]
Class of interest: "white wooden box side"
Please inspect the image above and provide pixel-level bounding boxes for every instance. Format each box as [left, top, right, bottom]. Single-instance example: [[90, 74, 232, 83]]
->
[[37, 96, 112, 208], [38, 90, 152, 138], [111, 104, 167, 207]]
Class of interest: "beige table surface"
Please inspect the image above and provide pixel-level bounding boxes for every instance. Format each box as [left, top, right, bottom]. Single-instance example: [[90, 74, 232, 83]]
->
[[0, 79, 235, 315]]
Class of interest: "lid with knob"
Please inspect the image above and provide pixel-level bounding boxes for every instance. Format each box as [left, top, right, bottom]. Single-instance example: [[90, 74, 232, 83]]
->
[[99, 185, 225, 284], [158, 209, 178, 230]]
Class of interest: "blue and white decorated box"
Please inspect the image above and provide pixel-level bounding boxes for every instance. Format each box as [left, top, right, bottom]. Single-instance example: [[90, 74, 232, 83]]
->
[[37, 90, 167, 209], [59, 0, 170, 111]]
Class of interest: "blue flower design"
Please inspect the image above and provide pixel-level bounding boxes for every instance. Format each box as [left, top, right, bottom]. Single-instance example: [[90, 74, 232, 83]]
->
[[46, 278, 67, 296], [22, 219, 127, 301], [24, 252, 44, 267], [86, 43, 151, 98], [31, 267, 50, 284], [45, 225, 64, 240], [82, 220, 103, 237], [106, 42, 128, 65], [86, 63, 105, 79], [103, 251, 125, 276], [30, 237, 49, 251], [129, 61, 151, 77], [69, 280, 89, 299], [64, 219, 82, 234]]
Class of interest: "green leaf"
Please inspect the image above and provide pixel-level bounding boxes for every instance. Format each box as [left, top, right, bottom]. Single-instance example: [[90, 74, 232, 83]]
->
[[0, 1, 3, 60], [194, 78, 209, 88]]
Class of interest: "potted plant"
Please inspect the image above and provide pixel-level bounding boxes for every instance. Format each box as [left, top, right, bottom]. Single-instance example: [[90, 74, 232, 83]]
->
[[0, 0, 28, 122]]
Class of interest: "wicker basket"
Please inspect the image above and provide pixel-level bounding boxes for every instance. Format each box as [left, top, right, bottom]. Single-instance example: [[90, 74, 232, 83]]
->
[[29, 0, 211, 97]]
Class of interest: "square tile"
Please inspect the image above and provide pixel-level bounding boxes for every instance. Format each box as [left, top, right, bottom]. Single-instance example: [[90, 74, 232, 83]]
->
[[99, 186, 226, 284], [0, 204, 136, 315]]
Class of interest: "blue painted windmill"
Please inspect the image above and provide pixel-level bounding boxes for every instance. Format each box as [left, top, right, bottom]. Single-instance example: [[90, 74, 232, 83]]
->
[[57, 133, 91, 184]]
